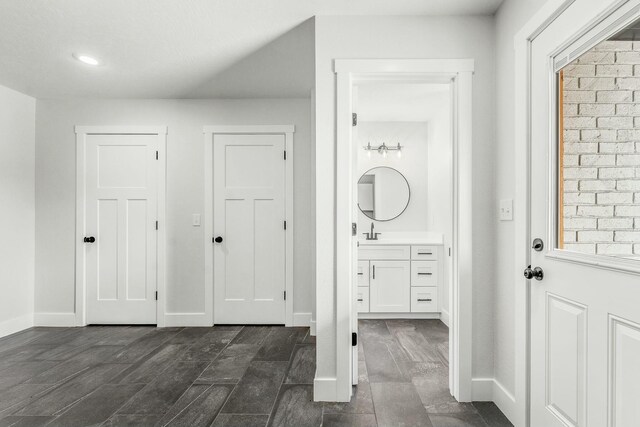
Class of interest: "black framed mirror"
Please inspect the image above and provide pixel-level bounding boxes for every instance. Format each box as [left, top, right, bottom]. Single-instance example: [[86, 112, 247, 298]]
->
[[357, 166, 410, 221]]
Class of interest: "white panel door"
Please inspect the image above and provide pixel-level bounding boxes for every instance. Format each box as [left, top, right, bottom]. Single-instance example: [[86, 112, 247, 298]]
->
[[529, 3, 640, 426], [213, 133, 286, 324], [369, 261, 410, 312], [85, 134, 158, 324]]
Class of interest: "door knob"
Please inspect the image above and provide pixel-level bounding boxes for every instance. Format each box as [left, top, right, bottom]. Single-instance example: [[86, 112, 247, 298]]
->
[[83, 236, 96, 243], [214, 236, 223, 243], [523, 265, 544, 281]]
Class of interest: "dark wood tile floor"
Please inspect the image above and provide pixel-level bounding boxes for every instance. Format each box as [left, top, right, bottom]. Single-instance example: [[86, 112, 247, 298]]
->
[[0, 320, 511, 427]]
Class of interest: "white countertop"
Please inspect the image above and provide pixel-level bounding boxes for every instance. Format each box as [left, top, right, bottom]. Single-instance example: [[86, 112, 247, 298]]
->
[[358, 231, 444, 246]]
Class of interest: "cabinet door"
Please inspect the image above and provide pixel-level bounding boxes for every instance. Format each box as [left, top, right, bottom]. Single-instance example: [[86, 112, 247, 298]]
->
[[357, 261, 370, 286], [370, 260, 410, 312]]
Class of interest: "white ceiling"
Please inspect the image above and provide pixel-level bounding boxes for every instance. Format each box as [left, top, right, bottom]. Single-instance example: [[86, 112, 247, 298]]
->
[[0, 0, 503, 99], [357, 83, 450, 122]]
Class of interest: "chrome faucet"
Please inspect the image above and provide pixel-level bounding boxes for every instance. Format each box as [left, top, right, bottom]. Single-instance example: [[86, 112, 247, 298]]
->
[[363, 222, 381, 240]]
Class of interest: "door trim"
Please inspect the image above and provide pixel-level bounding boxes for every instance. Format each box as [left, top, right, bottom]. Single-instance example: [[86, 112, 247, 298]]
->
[[333, 59, 474, 402], [74, 126, 168, 327], [203, 125, 295, 327]]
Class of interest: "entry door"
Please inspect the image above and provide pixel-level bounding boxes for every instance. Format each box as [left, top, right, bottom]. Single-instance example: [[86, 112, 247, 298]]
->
[[529, 3, 640, 426], [213, 133, 286, 324], [85, 134, 158, 324]]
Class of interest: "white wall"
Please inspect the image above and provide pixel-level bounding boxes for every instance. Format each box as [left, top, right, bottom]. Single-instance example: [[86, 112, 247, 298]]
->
[[34, 98, 313, 325], [0, 84, 36, 336], [493, 0, 547, 418], [314, 15, 496, 394]]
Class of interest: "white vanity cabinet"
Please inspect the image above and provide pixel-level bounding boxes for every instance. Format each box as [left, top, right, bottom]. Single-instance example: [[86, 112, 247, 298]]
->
[[358, 242, 443, 315]]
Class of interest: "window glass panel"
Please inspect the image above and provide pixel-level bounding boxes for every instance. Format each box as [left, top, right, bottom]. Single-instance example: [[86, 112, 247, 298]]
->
[[558, 22, 640, 260]]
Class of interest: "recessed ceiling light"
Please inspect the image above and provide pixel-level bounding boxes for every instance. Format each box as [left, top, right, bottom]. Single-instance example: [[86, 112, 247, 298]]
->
[[73, 53, 100, 66]]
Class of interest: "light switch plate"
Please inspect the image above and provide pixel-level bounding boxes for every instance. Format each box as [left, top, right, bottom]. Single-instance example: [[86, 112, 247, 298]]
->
[[499, 199, 513, 221], [192, 214, 201, 226]]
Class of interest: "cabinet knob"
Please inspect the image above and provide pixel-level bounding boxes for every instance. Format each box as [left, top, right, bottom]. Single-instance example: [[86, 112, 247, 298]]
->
[[214, 236, 223, 243]]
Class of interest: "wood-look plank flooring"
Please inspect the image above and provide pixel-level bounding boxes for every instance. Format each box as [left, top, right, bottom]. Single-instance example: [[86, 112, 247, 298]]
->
[[0, 320, 511, 426]]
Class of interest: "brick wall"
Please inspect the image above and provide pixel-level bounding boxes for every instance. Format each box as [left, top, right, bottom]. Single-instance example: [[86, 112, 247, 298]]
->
[[563, 40, 640, 258]]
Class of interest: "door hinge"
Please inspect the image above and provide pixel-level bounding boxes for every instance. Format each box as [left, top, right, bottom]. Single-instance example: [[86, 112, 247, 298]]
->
[[352, 113, 357, 126], [352, 332, 357, 346], [284, 150, 287, 160], [284, 220, 287, 230], [449, 247, 451, 256], [155, 291, 158, 300], [352, 222, 357, 236], [155, 151, 158, 160], [155, 221, 158, 230], [284, 291, 287, 301]]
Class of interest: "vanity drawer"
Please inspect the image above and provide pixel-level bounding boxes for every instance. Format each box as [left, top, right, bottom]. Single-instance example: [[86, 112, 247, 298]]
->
[[411, 245, 439, 261], [411, 261, 438, 286], [357, 261, 370, 286], [411, 287, 438, 313], [356, 287, 370, 313], [359, 245, 410, 260]]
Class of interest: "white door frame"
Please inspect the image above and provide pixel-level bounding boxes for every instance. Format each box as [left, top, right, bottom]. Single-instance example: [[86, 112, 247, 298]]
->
[[74, 126, 168, 327], [203, 125, 295, 326], [514, 0, 637, 425], [335, 59, 475, 402]]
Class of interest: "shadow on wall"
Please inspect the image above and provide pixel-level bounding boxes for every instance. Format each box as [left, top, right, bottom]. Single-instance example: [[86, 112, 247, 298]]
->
[[183, 18, 314, 98]]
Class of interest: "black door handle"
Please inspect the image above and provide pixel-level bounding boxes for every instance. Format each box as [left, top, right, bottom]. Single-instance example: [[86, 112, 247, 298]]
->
[[214, 236, 223, 243], [84, 236, 95, 243], [523, 265, 544, 281]]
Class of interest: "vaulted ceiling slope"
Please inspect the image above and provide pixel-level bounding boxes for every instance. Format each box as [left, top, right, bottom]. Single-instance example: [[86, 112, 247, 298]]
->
[[0, 0, 503, 99]]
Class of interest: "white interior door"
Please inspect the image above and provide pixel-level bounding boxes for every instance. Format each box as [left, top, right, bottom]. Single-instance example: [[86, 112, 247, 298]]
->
[[213, 133, 286, 324], [530, 3, 640, 426], [85, 134, 158, 324]]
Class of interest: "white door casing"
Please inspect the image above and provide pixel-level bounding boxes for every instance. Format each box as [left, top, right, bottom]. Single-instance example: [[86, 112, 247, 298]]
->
[[75, 126, 167, 326], [333, 59, 474, 403], [526, 2, 640, 426], [204, 126, 294, 326]]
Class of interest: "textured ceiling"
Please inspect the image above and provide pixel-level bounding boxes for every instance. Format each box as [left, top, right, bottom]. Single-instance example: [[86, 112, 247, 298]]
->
[[0, 0, 503, 99]]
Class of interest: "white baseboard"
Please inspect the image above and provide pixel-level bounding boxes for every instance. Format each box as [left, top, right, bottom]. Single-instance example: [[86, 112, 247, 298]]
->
[[0, 314, 34, 338], [492, 378, 517, 425], [471, 377, 516, 425], [358, 312, 441, 320], [471, 377, 494, 401], [313, 376, 338, 401], [310, 318, 316, 336], [293, 312, 312, 327], [441, 308, 450, 327], [34, 312, 77, 327], [164, 313, 211, 327]]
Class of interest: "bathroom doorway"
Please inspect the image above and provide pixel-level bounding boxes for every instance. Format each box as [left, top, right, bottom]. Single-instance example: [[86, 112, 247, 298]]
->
[[334, 59, 475, 404]]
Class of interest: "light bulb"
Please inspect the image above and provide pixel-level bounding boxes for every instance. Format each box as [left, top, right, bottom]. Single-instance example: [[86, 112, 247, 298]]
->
[[367, 149, 372, 158], [396, 149, 402, 159], [382, 149, 387, 158]]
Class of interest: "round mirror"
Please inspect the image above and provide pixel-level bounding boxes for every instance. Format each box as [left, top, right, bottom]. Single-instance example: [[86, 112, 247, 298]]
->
[[357, 167, 410, 221]]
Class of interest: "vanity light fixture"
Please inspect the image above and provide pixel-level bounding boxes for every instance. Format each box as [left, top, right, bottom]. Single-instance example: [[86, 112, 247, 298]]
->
[[363, 142, 403, 158]]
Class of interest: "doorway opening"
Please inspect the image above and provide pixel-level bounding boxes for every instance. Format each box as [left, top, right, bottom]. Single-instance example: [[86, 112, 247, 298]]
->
[[334, 59, 475, 404]]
